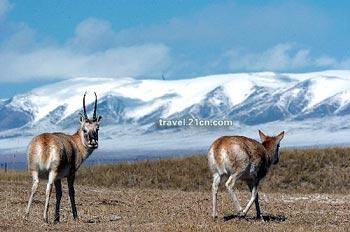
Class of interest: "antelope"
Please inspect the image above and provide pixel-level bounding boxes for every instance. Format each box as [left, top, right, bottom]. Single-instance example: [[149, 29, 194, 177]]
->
[[208, 130, 284, 219], [25, 92, 102, 223]]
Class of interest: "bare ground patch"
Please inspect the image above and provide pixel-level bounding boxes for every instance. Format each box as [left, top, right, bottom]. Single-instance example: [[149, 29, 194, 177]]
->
[[1, 181, 350, 231]]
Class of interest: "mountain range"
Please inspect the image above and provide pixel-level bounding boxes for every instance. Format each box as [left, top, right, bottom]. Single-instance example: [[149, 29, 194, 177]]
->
[[1, 70, 350, 159]]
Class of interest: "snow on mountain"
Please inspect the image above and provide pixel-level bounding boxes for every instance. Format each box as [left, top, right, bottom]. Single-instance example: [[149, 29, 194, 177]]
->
[[3, 71, 294, 123], [1, 70, 350, 155], [305, 76, 350, 108]]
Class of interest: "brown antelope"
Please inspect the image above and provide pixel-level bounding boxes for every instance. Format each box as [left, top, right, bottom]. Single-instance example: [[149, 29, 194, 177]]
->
[[208, 130, 284, 219], [25, 92, 102, 223]]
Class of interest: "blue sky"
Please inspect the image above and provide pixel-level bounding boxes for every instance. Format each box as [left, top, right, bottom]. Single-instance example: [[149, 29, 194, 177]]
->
[[0, 0, 350, 98]]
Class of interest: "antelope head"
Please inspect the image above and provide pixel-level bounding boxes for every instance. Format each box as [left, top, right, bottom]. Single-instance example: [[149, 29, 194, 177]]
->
[[259, 130, 284, 165], [79, 92, 102, 149]]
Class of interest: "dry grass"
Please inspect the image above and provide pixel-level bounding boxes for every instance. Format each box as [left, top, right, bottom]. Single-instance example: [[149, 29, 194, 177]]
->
[[267, 147, 350, 193], [1, 147, 350, 193], [75, 147, 350, 194], [1, 147, 350, 231]]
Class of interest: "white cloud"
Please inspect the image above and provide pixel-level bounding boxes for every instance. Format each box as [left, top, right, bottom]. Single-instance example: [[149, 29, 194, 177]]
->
[[0, 44, 170, 82], [0, 23, 37, 51], [0, 1, 348, 83], [0, 17, 171, 82], [315, 56, 337, 67], [67, 18, 117, 53], [224, 43, 350, 72], [103, 1, 341, 75]]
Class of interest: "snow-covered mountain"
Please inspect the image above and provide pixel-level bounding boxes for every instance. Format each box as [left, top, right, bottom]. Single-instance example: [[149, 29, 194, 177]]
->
[[1, 70, 350, 157]]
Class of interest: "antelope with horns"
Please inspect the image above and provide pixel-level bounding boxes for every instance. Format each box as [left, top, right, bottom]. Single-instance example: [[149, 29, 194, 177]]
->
[[25, 92, 102, 223], [208, 130, 284, 219]]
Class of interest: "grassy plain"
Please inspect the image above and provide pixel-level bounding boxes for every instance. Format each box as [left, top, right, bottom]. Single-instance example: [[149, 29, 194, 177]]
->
[[1, 147, 350, 231]]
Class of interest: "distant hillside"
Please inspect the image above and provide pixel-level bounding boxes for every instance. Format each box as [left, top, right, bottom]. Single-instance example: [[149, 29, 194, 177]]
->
[[1, 70, 350, 155]]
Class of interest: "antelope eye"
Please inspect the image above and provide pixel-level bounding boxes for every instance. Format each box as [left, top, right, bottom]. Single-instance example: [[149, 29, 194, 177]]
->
[[83, 129, 88, 133]]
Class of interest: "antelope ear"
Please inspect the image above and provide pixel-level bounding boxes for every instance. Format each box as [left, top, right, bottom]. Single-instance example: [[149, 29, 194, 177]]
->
[[97, 115, 102, 123], [259, 130, 267, 142], [276, 131, 285, 142], [79, 113, 85, 124]]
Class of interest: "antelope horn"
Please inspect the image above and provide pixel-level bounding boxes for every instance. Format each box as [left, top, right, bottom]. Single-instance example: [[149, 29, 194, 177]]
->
[[83, 91, 88, 119], [93, 92, 97, 120]]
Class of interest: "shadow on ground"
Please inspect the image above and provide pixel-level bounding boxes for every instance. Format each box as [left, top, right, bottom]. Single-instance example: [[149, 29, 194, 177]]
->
[[224, 213, 287, 222]]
